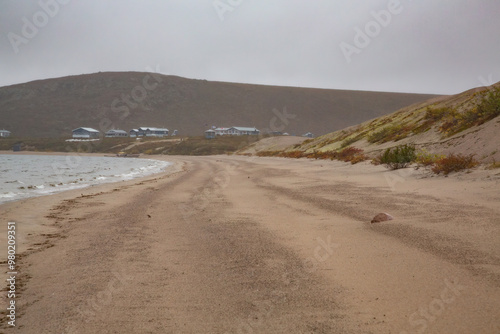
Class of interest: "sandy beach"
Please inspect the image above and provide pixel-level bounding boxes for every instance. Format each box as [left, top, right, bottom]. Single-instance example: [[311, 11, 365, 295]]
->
[[1, 154, 499, 333]]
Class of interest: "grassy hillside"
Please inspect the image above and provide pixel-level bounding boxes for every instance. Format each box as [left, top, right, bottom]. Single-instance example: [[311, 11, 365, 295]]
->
[[243, 83, 500, 164], [0, 135, 264, 156], [0, 72, 436, 138]]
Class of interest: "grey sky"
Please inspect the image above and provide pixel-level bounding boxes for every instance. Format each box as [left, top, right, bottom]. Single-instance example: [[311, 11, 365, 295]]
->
[[0, 0, 499, 94]]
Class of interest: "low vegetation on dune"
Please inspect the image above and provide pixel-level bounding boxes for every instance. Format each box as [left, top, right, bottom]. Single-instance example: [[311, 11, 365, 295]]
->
[[289, 86, 500, 153], [256, 139, 479, 175], [438, 88, 500, 136], [374, 143, 479, 175], [256, 146, 368, 164], [430, 154, 479, 175], [253, 83, 499, 175], [415, 149, 445, 167]]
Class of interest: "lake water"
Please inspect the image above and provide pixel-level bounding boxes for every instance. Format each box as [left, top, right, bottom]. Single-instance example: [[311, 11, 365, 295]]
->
[[0, 154, 172, 204]]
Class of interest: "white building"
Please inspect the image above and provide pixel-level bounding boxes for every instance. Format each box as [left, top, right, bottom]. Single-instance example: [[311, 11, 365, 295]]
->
[[72, 127, 100, 139], [213, 127, 260, 136], [205, 129, 216, 139], [105, 129, 128, 137], [130, 127, 169, 137], [214, 127, 231, 136], [0, 129, 11, 137], [302, 132, 314, 138]]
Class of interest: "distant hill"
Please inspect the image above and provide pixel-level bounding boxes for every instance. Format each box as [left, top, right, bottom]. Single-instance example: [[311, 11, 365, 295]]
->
[[254, 82, 500, 163], [0, 72, 437, 138]]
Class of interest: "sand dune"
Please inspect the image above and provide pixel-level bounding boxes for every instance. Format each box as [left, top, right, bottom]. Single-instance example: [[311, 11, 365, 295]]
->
[[1, 155, 499, 333]]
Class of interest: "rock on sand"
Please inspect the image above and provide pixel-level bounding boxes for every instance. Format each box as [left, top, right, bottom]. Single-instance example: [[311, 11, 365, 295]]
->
[[371, 212, 394, 223]]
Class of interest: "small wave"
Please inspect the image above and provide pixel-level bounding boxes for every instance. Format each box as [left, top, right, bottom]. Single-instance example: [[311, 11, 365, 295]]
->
[[0, 192, 18, 199]]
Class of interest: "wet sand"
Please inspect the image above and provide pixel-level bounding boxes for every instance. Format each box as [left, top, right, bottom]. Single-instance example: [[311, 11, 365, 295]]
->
[[1, 155, 499, 333]]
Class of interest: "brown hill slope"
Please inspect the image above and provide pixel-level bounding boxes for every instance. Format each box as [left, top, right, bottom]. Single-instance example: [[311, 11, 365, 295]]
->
[[0, 72, 437, 137], [252, 82, 500, 163]]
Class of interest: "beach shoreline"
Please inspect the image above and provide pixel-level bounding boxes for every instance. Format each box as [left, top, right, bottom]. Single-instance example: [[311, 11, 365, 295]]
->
[[0, 152, 174, 206], [1, 155, 499, 333]]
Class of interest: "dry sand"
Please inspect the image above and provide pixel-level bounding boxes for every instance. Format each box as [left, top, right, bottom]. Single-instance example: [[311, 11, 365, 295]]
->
[[1, 154, 499, 333]]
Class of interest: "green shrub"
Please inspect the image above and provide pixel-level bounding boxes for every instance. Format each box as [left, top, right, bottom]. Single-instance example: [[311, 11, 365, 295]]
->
[[379, 144, 417, 170], [431, 154, 478, 175], [475, 87, 500, 124]]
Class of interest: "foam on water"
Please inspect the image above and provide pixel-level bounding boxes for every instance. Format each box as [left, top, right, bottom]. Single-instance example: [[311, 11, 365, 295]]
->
[[0, 155, 172, 204]]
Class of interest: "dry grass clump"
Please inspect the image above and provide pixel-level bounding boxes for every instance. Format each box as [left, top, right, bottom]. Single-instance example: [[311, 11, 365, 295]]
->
[[431, 154, 479, 175], [486, 160, 500, 170], [256, 150, 283, 157], [415, 149, 445, 167], [304, 151, 337, 160], [284, 151, 306, 159], [256, 150, 306, 158], [336, 147, 368, 164]]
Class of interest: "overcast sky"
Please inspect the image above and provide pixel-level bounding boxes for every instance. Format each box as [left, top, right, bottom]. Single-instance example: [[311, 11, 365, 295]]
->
[[1, 0, 499, 94]]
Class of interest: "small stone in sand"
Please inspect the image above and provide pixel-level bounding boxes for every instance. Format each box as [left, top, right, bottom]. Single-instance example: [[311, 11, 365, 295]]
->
[[371, 213, 394, 223]]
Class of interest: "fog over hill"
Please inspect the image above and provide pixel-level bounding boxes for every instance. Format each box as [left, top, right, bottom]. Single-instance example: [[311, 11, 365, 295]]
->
[[0, 72, 438, 138]]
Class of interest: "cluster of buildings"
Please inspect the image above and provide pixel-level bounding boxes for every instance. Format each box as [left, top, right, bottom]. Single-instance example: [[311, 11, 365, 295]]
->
[[72, 127, 175, 139], [2, 127, 312, 140], [203, 127, 313, 139], [204, 126, 260, 139], [1, 125, 311, 140]]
